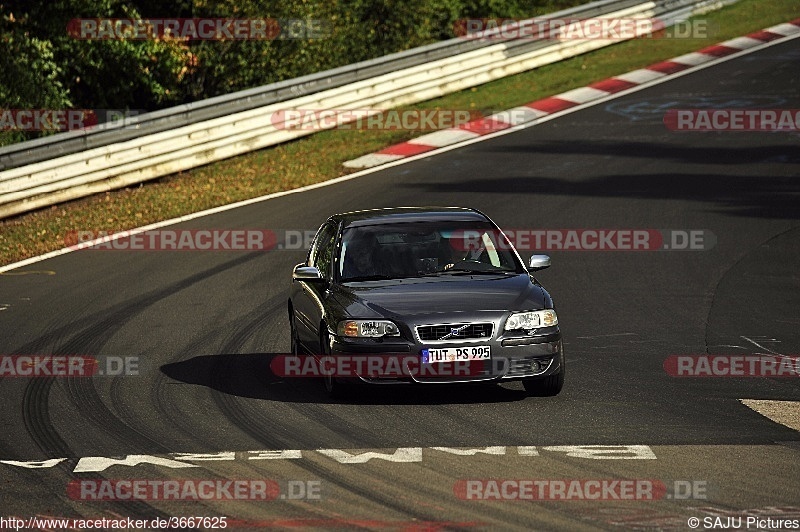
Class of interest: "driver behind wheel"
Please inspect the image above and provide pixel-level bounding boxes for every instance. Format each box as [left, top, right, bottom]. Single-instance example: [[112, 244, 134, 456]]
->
[[342, 237, 385, 278]]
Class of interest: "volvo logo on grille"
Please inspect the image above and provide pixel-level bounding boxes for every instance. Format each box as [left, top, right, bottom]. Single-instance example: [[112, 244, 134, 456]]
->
[[439, 324, 472, 341]]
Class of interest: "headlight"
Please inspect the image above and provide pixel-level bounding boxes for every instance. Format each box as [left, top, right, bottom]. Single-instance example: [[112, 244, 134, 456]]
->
[[504, 309, 558, 330], [338, 320, 400, 338]]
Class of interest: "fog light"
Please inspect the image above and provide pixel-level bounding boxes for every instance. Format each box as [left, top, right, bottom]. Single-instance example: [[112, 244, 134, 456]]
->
[[530, 360, 541, 372]]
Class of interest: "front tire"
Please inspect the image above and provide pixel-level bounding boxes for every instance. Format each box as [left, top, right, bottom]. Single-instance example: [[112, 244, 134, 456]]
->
[[320, 329, 350, 399], [289, 310, 301, 356], [522, 364, 564, 397]]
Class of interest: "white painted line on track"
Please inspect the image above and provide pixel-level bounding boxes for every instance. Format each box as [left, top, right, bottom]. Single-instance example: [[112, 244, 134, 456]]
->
[[406, 129, 480, 147], [740, 400, 800, 432]]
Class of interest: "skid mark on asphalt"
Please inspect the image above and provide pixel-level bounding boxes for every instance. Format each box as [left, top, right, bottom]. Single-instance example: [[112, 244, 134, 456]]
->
[[740, 335, 783, 355]]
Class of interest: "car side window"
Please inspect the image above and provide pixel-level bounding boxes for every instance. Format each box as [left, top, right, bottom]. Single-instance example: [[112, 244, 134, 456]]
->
[[308, 223, 331, 265], [311, 223, 337, 280]]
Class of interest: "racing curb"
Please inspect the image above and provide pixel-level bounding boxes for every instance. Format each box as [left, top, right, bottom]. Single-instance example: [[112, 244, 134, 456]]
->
[[342, 18, 800, 169]]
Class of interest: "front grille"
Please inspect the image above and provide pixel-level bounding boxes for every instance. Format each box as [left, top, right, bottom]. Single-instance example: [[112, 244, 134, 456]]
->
[[416, 323, 493, 342]]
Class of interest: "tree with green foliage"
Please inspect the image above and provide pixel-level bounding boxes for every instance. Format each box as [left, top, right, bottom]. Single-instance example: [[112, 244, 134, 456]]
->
[[1, 0, 586, 146], [1, 0, 190, 145]]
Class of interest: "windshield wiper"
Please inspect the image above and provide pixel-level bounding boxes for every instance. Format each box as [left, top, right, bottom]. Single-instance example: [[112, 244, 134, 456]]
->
[[420, 268, 517, 276], [342, 274, 398, 282], [451, 269, 516, 275]]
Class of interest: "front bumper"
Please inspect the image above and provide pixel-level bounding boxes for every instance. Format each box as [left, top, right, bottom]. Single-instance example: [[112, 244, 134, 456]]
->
[[329, 331, 563, 385]]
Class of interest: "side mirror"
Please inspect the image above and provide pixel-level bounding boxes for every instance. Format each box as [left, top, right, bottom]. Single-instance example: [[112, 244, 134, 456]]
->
[[528, 254, 551, 271], [293, 264, 324, 281]]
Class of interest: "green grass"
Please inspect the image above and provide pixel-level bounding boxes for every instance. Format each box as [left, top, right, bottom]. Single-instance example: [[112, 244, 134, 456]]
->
[[1, 0, 797, 267]]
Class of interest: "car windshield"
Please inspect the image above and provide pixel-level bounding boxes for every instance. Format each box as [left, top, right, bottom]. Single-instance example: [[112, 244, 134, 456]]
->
[[338, 221, 523, 281]]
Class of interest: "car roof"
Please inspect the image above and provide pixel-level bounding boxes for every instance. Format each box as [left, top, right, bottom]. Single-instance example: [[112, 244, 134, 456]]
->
[[332, 207, 488, 228]]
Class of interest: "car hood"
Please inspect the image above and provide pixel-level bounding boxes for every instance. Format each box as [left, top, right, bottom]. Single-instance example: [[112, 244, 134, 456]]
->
[[331, 274, 546, 319]]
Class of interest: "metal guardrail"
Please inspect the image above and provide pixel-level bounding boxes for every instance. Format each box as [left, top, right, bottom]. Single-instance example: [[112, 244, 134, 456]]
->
[[0, 0, 642, 170], [0, 0, 735, 219]]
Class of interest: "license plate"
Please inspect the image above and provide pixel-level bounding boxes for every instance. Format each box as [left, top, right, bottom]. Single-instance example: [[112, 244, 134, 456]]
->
[[422, 345, 491, 364]]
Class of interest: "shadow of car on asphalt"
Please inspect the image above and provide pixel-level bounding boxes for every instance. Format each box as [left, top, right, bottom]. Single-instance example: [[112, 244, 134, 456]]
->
[[160, 353, 530, 405]]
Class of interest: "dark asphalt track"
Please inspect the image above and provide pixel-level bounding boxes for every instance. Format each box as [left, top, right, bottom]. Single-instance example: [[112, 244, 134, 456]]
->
[[1, 36, 799, 531]]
